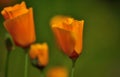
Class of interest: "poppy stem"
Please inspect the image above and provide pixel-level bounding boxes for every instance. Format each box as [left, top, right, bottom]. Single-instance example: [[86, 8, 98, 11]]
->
[[71, 66, 75, 77], [5, 34, 14, 77], [5, 52, 10, 77], [24, 49, 29, 77], [71, 59, 76, 77], [40, 70, 45, 77]]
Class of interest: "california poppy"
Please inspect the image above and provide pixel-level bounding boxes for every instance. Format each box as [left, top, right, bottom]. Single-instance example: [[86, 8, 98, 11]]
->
[[1, 1, 36, 48], [50, 15, 84, 59], [29, 43, 48, 68], [47, 67, 68, 77]]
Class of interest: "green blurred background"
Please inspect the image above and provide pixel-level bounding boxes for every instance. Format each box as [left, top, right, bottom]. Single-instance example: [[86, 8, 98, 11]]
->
[[0, 0, 120, 77]]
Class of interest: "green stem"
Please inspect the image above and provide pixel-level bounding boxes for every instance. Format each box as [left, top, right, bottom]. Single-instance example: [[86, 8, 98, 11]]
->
[[71, 66, 75, 77], [24, 52, 28, 77], [40, 69, 45, 77], [5, 34, 14, 77], [71, 59, 76, 77], [5, 52, 10, 77]]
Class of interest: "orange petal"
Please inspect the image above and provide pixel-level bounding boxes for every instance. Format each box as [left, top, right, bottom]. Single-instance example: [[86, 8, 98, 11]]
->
[[1, 1, 27, 19], [27, 8, 36, 45], [29, 44, 40, 59], [50, 15, 74, 31], [50, 15, 84, 56], [1, 10, 8, 20], [71, 20, 84, 54], [9, 1, 27, 19], [37, 43, 48, 66], [4, 8, 35, 47], [1, 7, 13, 19], [47, 67, 68, 77], [52, 27, 75, 56], [30, 43, 48, 66]]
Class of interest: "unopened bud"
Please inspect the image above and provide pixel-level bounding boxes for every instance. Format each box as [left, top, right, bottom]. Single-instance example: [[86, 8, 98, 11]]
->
[[5, 34, 14, 51]]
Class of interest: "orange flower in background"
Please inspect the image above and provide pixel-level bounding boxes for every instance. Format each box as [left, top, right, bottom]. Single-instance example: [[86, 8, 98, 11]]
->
[[29, 43, 48, 67], [47, 67, 68, 77], [1, 1, 36, 48], [50, 15, 84, 59]]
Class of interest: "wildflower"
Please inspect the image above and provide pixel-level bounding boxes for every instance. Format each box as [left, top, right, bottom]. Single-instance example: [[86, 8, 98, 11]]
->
[[47, 67, 68, 77], [1, 1, 36, 48], [50, 15, 84, 59], [29, 43, 48, 69]]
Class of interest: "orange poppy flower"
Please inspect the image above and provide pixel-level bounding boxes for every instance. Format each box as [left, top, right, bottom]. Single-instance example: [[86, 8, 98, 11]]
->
[[29, 43, 48, 67], [1, 1, 36, 48], [47, 67, 68, 77], [50, 15, 84, 59]]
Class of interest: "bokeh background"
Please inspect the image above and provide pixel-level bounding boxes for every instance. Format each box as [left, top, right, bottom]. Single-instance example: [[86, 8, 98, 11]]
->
[[0, 0, 120, 77]]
